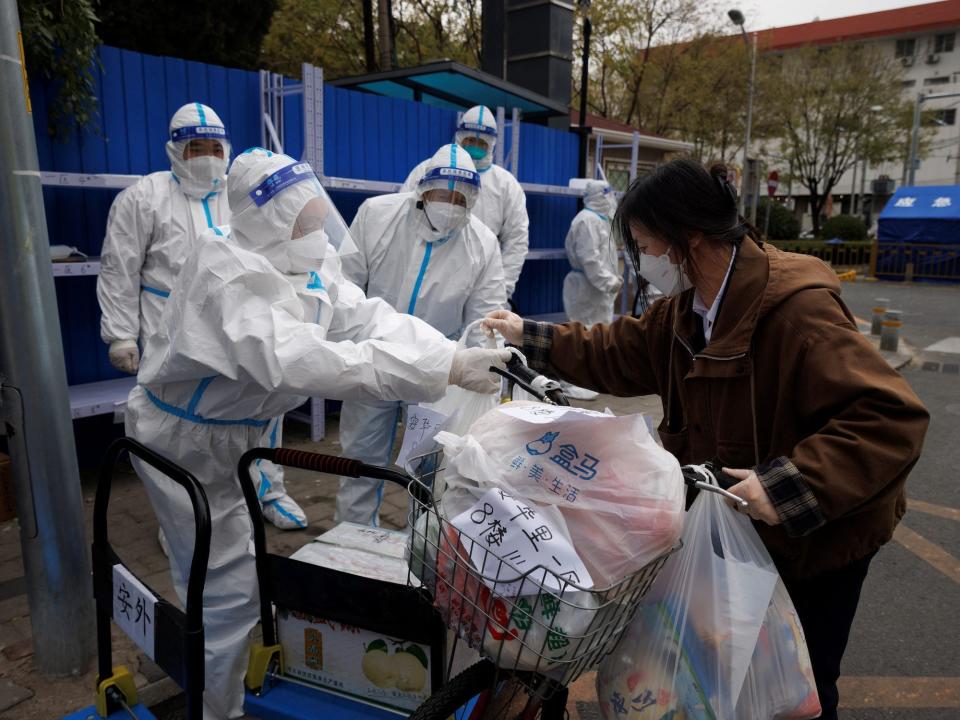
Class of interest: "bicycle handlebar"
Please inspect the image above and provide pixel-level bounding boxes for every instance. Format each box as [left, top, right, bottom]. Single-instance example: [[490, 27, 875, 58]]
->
[[491, 351, 570, 406]]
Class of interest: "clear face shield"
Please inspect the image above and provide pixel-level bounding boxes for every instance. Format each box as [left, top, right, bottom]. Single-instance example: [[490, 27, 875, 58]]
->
[[416, 165, 480, 241], [245, 161, 358, 273], [455, 122, 497, 169]]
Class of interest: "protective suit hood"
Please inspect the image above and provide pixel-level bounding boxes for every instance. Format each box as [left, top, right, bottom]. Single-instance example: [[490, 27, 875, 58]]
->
[[455, 105, 497, 171], [415, 144, 481, 242], [584, 179, 614, 217], [166, 103, 231, 199], [227, 148, 356, 274]]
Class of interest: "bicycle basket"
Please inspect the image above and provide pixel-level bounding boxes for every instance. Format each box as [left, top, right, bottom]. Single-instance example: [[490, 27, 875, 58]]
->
[[405, 449, 675, 692]]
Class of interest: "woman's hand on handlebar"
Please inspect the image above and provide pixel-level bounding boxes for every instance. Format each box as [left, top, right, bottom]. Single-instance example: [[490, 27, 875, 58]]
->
[[723, 467, 781, 526], [483, 309, 523, 346]]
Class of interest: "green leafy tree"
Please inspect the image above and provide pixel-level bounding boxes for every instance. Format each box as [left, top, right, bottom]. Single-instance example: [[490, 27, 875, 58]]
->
[[261, 0, 482, 80], [820, 214, 867, 242], [97, 0, 277, 70], [18, 0, 100, 139], [764, 44, 913, 236], [758, 198, 801, 240]]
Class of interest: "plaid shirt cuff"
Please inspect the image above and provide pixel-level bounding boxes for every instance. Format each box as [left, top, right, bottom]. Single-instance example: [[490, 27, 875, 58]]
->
[[756, 456, 826, 538], [521, 320, 554, 373]]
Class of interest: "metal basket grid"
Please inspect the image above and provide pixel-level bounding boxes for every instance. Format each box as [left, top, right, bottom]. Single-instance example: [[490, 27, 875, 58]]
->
[[405, 450, 674, 692]]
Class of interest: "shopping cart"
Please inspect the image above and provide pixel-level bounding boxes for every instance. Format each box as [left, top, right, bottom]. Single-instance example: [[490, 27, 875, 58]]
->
[[64, 437, 211, 720]]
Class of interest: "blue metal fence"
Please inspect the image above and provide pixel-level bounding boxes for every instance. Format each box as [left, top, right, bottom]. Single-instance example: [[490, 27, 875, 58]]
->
[[33, 46, 578, 386]]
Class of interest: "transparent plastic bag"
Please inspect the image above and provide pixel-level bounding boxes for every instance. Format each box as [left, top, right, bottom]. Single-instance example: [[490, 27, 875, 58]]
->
[[735, 580, 821, 719], [421, 319, 503, 438], [597, 484, 780, 719]]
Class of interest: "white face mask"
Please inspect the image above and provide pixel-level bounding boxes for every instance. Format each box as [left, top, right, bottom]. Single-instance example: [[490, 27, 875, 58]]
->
[[423, 201, 468, 241], [174, 155, 228, 198], [638, 248, 692, 297], [263, 229, 329, 275]]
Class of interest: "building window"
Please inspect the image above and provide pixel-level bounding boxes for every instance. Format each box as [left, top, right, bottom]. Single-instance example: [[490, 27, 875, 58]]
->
[[932, 108, 957, 126], [896, 38, 916, 57], [934, 33, 955, 53], [924, 75, 951, 86], [902, 79, 917, 87]]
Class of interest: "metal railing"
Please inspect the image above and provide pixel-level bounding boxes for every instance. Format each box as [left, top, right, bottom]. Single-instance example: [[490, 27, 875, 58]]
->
[[769, 240, 874, 273], [872, 242, 960, 281]]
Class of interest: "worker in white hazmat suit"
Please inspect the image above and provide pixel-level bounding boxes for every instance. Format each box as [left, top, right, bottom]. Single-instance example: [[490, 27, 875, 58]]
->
[[401, 105, 528, 302], [336, 144, 506, 526], [561, 179, 622, 400], [126, 148, 510, 719], [97, 103, 303, 531]]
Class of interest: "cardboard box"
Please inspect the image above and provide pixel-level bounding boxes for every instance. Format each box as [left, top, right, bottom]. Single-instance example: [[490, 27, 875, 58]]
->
[[277, 523, 433, 711]]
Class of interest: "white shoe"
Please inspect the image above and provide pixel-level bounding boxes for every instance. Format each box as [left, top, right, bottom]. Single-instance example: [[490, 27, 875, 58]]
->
[[158, 527, 170, 558], [561, 382, 599, 400], [262, 494, 308, 530]]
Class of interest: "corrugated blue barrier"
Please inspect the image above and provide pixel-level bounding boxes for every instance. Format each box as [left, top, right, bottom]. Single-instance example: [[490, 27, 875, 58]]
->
[[33, 46, 578, 386]]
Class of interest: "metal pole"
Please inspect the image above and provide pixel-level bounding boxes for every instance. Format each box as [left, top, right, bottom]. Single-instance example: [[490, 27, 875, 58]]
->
[[629, 131, 639, 184], [577, 11, 592, 179], [510, 107, 520, 178], [907, 93, 923, 186], [739, 31, 756, 217], [859, 155, 868, 223], [850, 151, 858, 215], [0, 0, 94, 675]]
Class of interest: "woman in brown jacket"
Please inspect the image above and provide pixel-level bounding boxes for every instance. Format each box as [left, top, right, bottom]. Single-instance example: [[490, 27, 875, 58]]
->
[[484, 158, 928, 719]]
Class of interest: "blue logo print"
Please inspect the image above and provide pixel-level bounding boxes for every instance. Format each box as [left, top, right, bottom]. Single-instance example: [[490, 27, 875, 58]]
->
[[526, 431, 559, 456]]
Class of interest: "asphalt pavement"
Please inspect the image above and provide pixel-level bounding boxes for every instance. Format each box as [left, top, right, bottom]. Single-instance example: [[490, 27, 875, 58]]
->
[[835, 279, 960, 718]]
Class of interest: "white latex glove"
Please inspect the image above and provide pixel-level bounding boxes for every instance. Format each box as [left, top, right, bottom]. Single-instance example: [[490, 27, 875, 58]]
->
[[448, 347, 512, 394], [108, 339, 140, 374], [482, 310, 523, 346]]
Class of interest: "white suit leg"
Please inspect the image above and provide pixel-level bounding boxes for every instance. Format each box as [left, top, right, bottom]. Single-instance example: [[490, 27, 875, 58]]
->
[[335, 399, 404, 526], [127, 392, 260, 720]]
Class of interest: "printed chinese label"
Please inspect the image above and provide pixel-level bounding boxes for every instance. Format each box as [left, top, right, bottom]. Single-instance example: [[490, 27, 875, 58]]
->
[[450, 488, 593, 595], [395, 405, 449, 468], [113, 564, 157, 660]]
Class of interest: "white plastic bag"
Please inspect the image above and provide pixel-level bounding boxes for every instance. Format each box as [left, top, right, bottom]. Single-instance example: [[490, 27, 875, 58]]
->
[[597, 484, 781, 719], [735, 580, 821, 719], [437, 401, 685, 587], [421, 319, 502, 438]]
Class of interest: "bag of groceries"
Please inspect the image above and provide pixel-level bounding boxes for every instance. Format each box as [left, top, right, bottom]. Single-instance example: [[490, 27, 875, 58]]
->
[[596, 482, 821, 719], [408, 401, 685, 673]]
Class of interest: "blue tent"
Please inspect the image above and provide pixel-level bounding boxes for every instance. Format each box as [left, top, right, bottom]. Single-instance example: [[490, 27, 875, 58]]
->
[[876, 185, 960, 281], [878, 184, 960, 245]]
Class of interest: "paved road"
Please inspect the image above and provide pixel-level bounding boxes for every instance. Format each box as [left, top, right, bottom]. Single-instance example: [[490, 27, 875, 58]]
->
[[833, 280, 960, 718]]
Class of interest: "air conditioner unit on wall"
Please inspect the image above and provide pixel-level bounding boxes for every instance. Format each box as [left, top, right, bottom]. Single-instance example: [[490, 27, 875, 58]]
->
[[927, 53, 941, 64], [901, 55, 915, 67]]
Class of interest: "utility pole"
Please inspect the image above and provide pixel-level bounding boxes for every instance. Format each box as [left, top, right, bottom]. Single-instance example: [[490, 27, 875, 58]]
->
[[577, 1, 592, 180], [377, 0, 395, 71], [362, 0, 376, 72], [907, 91, 960, 185], [729, 9, 756, 219], [0, 0, 94, 675]]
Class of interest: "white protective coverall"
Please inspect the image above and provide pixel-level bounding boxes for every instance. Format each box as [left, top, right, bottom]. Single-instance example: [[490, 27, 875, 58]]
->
[[562, 179, 622, 327], [126, 149, 464, 718], [401, 105, 528, 300], [336, 144, 506, 526], [96, 103, 302, 529]]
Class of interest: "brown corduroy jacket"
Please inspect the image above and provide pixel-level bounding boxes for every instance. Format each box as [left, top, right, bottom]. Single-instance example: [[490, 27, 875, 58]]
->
[[524, 238, 929, 579]]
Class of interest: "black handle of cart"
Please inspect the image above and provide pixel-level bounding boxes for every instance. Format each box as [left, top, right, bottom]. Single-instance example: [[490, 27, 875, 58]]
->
[[93, 438, 211, 720], [237, 448, 413, 647]]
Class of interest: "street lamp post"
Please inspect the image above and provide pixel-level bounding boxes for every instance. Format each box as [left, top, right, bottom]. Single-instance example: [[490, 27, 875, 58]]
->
[[906, 91, 960, 185], [729, 9, 757, 221]]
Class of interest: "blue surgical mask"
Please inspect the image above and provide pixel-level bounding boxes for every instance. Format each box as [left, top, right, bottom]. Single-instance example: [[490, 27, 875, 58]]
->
[[464, 145, 488, 161]]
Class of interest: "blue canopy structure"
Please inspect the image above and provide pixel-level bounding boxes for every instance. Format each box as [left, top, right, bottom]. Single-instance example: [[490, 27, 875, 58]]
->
[[878, 185, 960, 245], [876, 185, 960, 281], [330, 61, 569, 121]]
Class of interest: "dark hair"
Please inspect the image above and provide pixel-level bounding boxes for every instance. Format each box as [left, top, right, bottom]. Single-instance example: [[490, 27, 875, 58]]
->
[[614, 158, 761, 282]]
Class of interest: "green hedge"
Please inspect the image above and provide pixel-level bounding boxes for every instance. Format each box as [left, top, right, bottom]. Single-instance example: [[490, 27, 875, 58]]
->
[[820, 214, 868, 242], [757, 198, 801, 240]]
